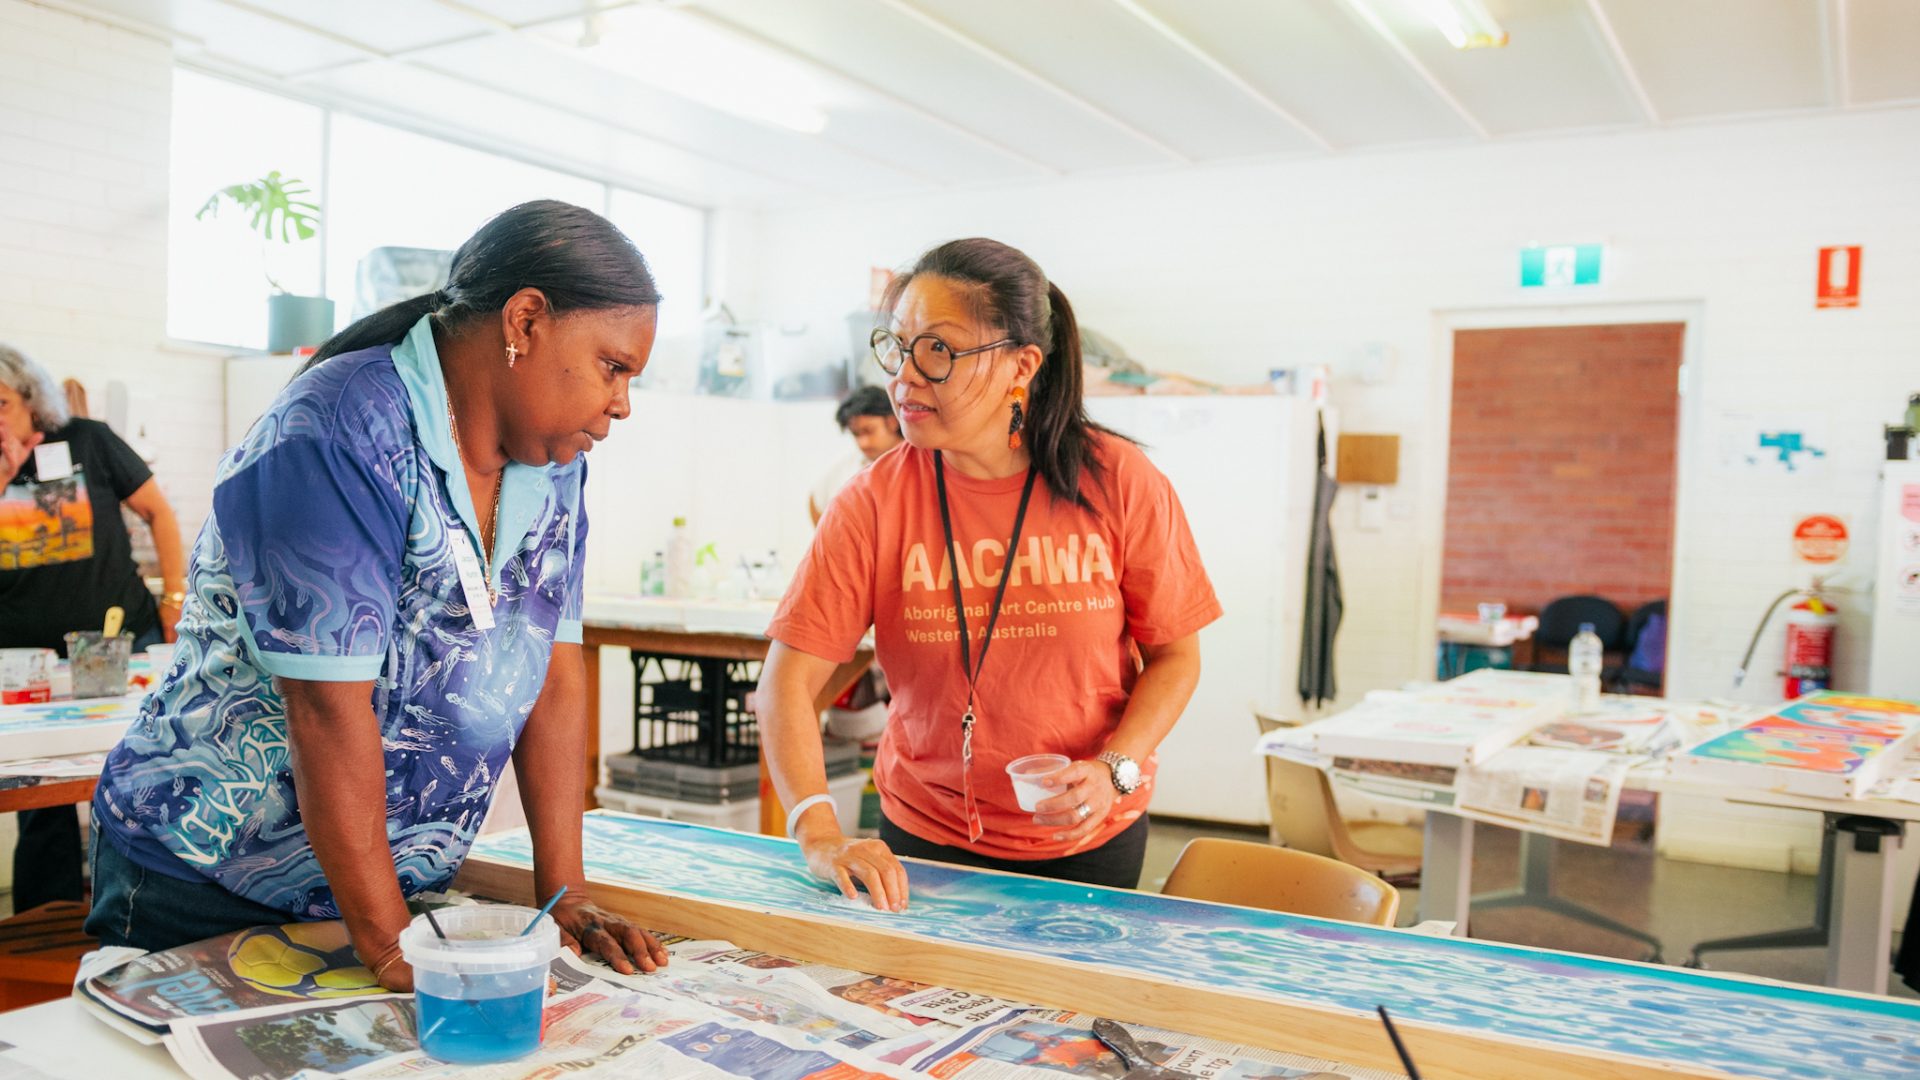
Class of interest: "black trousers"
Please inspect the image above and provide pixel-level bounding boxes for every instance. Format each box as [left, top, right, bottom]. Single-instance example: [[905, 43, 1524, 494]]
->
[[880, 813, 1150, 890], [12, 805, 85, 911], [1897, 869, 1920, 992]]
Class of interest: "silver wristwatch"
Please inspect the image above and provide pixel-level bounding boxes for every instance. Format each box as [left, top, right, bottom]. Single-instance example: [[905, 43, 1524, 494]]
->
[[1096, 751, 1142, 795]]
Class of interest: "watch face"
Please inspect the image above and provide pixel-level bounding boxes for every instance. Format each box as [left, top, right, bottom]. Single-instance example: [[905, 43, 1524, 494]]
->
[[1114, 759, 1141, 791]]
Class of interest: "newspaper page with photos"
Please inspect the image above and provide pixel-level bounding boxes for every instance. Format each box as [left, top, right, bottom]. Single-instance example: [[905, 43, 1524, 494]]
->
[[1455, 746, 1631, 845], [574, 944, 940, 1063], [909, 1008, 1403, 1080], [669, 940, 1027, 1031], [164, 976, 924, 1080], [77, 920, 390, 1045]]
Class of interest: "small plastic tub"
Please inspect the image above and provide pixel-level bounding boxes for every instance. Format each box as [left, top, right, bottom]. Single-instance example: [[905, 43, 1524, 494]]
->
[[63, 632, 131, 699], [400, 905, 558, 1064], [1006, 753, 1071, 813]]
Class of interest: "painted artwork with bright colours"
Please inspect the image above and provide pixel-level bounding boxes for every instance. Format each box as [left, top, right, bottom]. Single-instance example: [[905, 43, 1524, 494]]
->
[[469, 812, 1920, 1080]]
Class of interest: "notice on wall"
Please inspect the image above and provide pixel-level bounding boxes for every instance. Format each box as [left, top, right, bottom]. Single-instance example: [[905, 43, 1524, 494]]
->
[[1896, 484, 1920, 617], [1792, 514, 1849, 565], [1712, 411, 1831, 480]]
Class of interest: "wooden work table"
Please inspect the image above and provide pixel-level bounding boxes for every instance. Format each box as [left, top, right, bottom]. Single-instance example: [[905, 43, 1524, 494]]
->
[[580, 595, 874, 834]]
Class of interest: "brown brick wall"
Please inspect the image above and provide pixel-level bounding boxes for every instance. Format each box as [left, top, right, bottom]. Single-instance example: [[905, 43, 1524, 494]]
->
[[1442, 323, 1683, 615]]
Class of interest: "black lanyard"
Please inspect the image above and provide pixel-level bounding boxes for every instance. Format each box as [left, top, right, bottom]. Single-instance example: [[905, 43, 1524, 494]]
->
[[934, 451, 1039, 839]]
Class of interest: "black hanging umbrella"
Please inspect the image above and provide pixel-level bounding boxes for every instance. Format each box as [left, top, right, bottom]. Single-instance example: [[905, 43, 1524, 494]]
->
[[1299, 416, 1342, 707]]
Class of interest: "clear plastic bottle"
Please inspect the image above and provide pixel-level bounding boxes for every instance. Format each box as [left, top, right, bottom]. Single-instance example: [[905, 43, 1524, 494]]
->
[[1569, 622, 1603, 712], [761, 549, 783, 598], [665, 518, 694, 599], [640, 550, 665, 597]]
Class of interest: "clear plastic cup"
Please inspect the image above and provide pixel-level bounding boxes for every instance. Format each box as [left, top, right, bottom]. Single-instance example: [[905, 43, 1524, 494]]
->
[[1006, 753, 1071, 812], [63, 632, 132, 698], [400, 905, 558, 1065], [142, 642, 175, 678]]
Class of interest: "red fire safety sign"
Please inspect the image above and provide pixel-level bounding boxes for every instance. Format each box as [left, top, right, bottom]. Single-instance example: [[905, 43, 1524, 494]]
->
[[1817, 246, 1861, 308]]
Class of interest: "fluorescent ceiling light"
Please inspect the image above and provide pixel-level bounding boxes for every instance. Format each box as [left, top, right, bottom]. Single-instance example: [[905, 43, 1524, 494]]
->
[[539, 8, 833, 135], [1410, 0, 1508, 49]]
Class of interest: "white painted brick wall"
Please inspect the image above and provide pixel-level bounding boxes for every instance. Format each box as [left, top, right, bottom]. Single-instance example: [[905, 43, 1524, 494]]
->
[[0, 0, 223, 543], [742, 108, 1920, 720]]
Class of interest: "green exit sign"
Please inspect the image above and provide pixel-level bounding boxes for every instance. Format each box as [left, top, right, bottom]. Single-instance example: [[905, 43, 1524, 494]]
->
[[1520, 244, 1604, 287]]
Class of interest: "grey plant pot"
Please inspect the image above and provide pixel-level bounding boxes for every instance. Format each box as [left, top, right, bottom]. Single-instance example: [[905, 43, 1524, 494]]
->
[[266, 293, 336, 353]]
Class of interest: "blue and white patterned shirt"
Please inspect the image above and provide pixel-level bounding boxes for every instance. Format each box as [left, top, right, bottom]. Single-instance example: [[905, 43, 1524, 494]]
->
[[95, 316, 587, 918]]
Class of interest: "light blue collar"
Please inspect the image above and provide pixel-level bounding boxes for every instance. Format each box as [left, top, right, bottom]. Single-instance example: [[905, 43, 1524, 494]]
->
[[391, 315, 551, 588]]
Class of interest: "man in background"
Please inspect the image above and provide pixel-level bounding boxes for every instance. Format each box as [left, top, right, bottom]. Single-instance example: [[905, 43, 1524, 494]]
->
[[809, 385, 902, 524]]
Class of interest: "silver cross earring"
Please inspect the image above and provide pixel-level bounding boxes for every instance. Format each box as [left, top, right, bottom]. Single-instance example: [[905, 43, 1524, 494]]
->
[[506, 343, 519, 368]]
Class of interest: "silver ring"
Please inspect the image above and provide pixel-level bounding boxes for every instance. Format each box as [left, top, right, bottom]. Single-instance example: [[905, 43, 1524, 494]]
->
[[1076, 803, 1092, 820]]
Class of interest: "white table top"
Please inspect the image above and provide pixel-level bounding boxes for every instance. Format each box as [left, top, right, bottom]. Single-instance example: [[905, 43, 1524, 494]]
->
[[1436, 613, 1539, 647], [1652, 772, 1920, 823], [581, 594, 780, 637], [0, 999, 178, 1078]]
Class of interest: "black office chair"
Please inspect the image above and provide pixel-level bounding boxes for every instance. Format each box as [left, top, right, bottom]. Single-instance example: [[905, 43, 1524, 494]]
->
[[1605, 599, 1667, 694], [1523, 595, 1626, 674]]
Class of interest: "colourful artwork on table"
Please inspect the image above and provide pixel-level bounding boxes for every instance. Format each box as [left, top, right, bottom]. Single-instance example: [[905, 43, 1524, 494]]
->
[[469, 812, 1920, 1080], [0, 696, 142, 735], [1672, 692, 1920, 798]]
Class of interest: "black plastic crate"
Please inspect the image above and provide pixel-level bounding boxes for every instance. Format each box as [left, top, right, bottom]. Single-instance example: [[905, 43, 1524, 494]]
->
[[631, 652, 760, 768]]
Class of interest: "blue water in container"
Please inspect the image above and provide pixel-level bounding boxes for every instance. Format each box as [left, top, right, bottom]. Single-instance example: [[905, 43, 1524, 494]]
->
[[416, 979, 545, 1064]]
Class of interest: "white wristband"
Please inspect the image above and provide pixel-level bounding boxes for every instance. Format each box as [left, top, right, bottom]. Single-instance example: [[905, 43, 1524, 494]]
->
[[784, 793, 838, 841]]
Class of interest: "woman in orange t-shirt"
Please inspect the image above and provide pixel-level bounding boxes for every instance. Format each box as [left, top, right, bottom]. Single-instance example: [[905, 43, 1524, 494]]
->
[[761, 238, 1220, 910]]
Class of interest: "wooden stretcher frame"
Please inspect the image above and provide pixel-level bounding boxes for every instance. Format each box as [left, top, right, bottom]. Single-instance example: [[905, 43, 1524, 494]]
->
[[456, 851, 1746, 1080]]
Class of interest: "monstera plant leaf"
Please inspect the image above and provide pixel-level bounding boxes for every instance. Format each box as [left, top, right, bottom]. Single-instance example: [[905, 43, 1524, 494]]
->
[[195, 171, 320, 244]]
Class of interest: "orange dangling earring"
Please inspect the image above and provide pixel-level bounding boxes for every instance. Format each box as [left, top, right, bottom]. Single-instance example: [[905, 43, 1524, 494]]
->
[[1008, 385, 1026, 450]]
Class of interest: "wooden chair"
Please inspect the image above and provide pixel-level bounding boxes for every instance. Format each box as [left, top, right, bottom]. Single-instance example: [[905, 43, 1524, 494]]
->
[[1254, 710, 1423, 880], [1161, 837, 1400, 926], [0, 901, 95, 1011]]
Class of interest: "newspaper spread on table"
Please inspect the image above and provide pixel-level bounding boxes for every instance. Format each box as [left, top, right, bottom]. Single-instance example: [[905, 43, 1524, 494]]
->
[[1255, 696, 1745, 845], [146, 934, 1393, 1080], [1454, 747, 1631, 844]]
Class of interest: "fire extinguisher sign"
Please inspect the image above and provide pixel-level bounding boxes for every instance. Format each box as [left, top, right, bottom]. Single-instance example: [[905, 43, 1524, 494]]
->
[[1792, 514, 1849, 565]]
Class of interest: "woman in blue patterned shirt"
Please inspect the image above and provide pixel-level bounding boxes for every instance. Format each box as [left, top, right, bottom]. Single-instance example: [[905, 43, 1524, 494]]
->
[[91, 201, 667, 990]]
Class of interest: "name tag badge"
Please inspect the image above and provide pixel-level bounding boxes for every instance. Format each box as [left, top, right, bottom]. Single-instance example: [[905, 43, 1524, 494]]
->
[[32, 442, 72, 481], [451, 540, 496, 631]]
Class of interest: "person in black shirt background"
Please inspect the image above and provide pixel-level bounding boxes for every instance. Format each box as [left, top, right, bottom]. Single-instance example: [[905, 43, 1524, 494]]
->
[[0, 343, 186, 911]]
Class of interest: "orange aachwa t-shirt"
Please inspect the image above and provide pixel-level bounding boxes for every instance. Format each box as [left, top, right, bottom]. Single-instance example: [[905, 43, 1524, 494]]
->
[[768, 431, 1221, 860]]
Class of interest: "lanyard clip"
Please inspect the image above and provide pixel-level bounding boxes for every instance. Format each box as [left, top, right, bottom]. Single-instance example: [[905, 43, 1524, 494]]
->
[[961, 710, 975, 765]]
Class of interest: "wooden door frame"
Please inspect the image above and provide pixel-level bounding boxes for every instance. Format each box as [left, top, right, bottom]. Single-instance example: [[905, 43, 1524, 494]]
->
[[1420, 301, 1704, 684]]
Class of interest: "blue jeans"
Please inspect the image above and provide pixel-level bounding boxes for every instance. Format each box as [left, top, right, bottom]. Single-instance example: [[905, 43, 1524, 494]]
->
[[83, 820, 291, 951]]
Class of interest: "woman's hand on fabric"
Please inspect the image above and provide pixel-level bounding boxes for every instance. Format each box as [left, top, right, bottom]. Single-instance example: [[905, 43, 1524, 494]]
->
[[357, 935, 414, 993], [1032, 760, 1119, 846], [798, 828, 910, 912], [551, 894, 669, 975]]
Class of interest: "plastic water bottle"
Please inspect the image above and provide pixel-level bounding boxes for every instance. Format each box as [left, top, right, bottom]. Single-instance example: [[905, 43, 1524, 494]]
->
[[640, 550, 665, 597], [1570, 622, 1603, 712], [665, 518, 695, 599]]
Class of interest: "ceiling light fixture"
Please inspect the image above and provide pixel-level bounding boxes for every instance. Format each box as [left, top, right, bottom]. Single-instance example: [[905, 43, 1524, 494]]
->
[[557, 8, 831, 135], [1411, 0, 1508, 49]]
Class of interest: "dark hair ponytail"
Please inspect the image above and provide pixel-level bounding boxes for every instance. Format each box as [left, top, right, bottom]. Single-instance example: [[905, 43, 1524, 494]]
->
[[300, 199, 660, 375], [887, 238, 1113, 508]]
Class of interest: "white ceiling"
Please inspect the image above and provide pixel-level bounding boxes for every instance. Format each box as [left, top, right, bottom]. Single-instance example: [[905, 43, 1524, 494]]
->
[[51, 0, 1920, 208]]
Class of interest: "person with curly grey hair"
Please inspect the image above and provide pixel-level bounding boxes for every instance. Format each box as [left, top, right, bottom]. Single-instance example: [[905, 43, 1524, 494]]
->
[[1, 342, 187, 911]]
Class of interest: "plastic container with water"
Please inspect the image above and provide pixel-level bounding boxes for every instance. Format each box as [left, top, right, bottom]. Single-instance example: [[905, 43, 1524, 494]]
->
[[399, 905, 558, 1065]]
